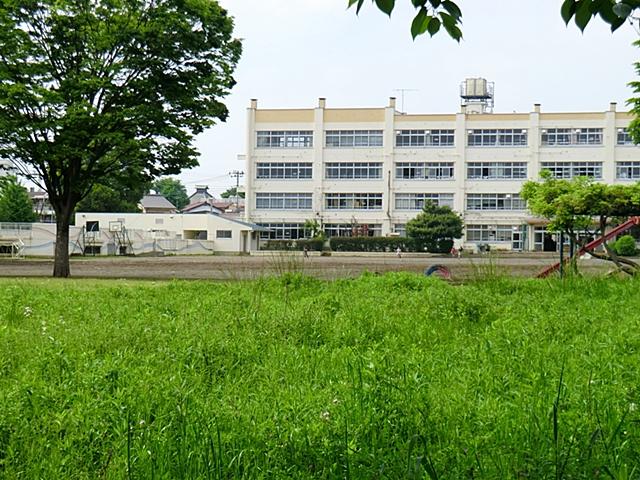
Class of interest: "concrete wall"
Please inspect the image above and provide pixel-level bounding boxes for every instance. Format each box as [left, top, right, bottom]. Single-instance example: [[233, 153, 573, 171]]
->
[[0, 213, 261, 257]]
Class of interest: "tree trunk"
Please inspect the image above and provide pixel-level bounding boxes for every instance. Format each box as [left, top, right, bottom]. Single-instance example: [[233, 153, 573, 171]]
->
[[53, 211, 71, 278]]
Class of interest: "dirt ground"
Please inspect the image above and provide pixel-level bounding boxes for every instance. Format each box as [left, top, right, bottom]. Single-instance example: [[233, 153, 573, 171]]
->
[[0, 253, 613, 281]]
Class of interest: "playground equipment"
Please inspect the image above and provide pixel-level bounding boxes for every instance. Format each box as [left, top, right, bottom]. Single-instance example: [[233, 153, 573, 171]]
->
[[537, 216, 640, 278], [425, 264, 452, 279]]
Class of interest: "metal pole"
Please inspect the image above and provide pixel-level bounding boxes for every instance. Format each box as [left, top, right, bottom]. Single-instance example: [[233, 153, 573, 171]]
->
[[559, 232, 564, 278], [229, 170, 244, 212]]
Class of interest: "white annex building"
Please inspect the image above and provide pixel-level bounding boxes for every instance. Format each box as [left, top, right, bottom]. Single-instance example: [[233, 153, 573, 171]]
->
[[243, 79, 640, 251], [0, 213, 265, 257]]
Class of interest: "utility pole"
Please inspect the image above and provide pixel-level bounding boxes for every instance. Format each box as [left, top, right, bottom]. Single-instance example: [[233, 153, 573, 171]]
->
[[229, 170, 244, 212], [393, 88, 418, 113]]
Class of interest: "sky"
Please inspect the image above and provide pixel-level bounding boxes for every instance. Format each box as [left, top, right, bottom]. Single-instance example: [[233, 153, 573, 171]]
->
[[178, 0, 640, 196]]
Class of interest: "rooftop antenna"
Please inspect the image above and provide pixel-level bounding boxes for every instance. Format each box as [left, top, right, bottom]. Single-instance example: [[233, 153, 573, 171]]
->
[[393, 88, 418, 113]]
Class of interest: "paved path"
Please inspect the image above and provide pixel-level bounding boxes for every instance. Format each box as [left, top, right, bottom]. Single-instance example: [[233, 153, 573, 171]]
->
[[0, 253, 612, 280]]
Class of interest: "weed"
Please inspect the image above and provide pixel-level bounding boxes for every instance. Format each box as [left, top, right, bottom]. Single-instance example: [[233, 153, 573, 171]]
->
[[0, 275, 637, 477]]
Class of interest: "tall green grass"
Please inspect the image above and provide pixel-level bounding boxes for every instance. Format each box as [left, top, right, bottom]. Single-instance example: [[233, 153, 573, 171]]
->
[[0, 274, 639, 478]]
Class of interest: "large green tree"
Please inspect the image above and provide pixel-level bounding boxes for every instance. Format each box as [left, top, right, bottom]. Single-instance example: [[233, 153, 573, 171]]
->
[[0, 0, 241, 277], [406, 201, 463, 253], [153, 177, 189, 210], [0, 176, 37, 223], [76, 180, 151, 213]]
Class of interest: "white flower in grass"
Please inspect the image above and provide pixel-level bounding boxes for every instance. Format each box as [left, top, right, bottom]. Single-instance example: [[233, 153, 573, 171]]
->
[[630, 403, 637, 412], [23, 306, 32, 317], [320, 411, 330, 421]]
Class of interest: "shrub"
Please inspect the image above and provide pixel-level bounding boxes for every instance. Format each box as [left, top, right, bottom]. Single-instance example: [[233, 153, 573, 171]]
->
[[406, 201, 463, 253], [613, 235, 637, 256], [260, 239, 324, 252]]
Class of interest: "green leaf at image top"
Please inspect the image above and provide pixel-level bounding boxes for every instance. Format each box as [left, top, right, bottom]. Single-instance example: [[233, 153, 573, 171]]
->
[[441, 0, 462, 19], [613, 2, 633, 18], [375, 0, 395, 15], [561, 0, 577, 24], [574, 0, 594, 31], [411, 8, 431, 39]]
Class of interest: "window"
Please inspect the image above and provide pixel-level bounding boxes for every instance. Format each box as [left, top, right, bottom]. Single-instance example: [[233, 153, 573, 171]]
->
[[258, 223, 306, 240], [324, 193, 383, 210], [325, 162, 382, 179], [216, 230, 232, 239], [617, 128, 635, 145], [325, 130, 383, 147], [255, 193, 312, 210], [86, 221, 99, 232], [467, 129, 528, 147], [256, 162, 313, 179], [324, 223, 382, 237], [393, 224, 406, 237], [466, 225, 518, 242], [256, 131, 313, 148], [466, 194, 526, 211], [467, 162, 527, 180], [541, 128, 603, 146], [540, 162, 602, 179], [395, 162, 454, 180], [84, 245, 101, 255], [394, 193, 454, 210], [616, 162, 640, 179], [395, 129, 455, 147]]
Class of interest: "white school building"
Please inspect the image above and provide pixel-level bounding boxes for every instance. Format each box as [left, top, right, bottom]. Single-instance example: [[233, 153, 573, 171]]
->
[[243, 80, 640, 251]]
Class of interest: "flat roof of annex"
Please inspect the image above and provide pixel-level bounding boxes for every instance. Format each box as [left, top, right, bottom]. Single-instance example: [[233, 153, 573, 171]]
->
[[250, 98, 633, 124]]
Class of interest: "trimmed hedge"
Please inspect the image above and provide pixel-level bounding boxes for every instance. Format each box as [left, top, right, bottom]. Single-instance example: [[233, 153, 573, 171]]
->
[[260, 239, 324, 252], [329, 236, 418, 252], [261, 236, 455, 253]]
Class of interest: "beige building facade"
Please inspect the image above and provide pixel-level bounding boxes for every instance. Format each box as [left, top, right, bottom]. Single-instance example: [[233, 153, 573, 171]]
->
[[243, 97, 639, 251]]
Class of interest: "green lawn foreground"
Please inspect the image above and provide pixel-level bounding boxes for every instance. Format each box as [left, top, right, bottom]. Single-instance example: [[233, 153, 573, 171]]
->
[[0, 273, 639, 479]]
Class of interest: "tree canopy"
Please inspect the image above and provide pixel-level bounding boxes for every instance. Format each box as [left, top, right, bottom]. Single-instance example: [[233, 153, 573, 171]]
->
[[0, 176, 37, 223], [349, 0, 639, 41], [521, 172, 640, 274], [153, 178, 189, 210], [220, 186, 245, 200], [406, 201, 463, 253], [76, 181, 150, 213], [0, 0, 241, 276]]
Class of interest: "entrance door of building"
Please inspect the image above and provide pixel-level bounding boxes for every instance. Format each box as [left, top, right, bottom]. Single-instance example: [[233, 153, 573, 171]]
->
[[512, 231, 523, 251]]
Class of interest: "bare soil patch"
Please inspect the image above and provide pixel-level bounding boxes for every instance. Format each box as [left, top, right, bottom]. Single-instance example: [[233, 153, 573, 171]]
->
[[0, 253, 612, 280]]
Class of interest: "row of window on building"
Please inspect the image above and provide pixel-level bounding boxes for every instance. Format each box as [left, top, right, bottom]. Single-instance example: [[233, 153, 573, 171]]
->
[[257, 221, 527, 245], [256, 128, 636, 149], [255, 161, 640, 180], [254, 192, 526, 211]]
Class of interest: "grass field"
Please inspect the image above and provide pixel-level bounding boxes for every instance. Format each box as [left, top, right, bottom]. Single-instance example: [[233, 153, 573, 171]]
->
[[1, 274, 639, 478]]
